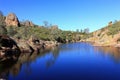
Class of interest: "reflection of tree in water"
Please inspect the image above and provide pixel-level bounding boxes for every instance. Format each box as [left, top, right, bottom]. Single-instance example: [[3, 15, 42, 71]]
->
[[46, 47, 60, 68], [94, 46, 120, 63]]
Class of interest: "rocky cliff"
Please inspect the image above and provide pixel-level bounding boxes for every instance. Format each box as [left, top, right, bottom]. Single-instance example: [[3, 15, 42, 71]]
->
[[5, 13, 20, 27], [20, 20, 34, 27]]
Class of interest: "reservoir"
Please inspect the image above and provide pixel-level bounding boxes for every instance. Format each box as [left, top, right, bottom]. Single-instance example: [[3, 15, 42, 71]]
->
[[1, 42, 120, 80]]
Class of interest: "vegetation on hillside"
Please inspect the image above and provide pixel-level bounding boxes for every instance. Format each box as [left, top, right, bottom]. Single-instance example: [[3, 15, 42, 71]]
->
[[107, 21, 120, 35], [0, 11, 5, 26], [6, 26, 89, 43], [0, 10, 90, 43]]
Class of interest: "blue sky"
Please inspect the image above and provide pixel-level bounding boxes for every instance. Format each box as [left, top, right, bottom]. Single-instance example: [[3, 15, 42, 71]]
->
[[0, 0, 120, 32]]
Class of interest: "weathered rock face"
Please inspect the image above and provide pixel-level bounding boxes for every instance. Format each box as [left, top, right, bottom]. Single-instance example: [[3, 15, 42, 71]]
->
[[51, 25, 58, 30], [25, 20, 34, 26], [20, 20, 34, 27], [0, 35, 19, 49], [5, 13, 20, 27], [108, 21, 112, 26]]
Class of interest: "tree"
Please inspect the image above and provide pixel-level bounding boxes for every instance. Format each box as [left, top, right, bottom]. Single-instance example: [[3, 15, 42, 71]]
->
[[113, 20, 118, 24], [80, 29, 83, 33], [84, 28, 89, 34], [76, 29, 79, 33], [43, 21, 49, 27]]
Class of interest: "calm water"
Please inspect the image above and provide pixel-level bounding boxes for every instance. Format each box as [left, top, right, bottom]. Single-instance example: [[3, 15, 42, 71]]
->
[[1, 42, 120, 80]]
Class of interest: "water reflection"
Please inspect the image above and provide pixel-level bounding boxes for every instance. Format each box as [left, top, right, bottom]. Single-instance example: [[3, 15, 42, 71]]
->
[[0, 59, 17, 80], [94, 46, 120, 63], [0, 43, 120, 80], [46, 47, 60, 68], [0, 46, 60, 80]]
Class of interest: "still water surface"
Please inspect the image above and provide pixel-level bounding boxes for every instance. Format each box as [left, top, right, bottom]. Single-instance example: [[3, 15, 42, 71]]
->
[[1, 42, 120, 80]]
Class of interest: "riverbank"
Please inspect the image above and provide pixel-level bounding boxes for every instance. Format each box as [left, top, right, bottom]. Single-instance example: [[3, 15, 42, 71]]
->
[[80, 40, 120, 48], [0, 35, 60, 62]]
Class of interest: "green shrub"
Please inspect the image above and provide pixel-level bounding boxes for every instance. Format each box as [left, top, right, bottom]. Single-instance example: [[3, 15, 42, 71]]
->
[[0, 25, 7, 35], [107, 21, 120, 35]]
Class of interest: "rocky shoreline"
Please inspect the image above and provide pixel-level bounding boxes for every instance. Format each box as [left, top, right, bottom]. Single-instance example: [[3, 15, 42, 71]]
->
[[80, 40, 120, 48], [0, 35, 60, 62]]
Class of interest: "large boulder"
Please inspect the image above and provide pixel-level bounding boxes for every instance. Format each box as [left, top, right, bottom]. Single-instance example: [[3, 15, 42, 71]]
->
[[5, 13, 20, 27]]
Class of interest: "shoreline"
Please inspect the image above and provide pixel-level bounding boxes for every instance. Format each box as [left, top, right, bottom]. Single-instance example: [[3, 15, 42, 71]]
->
[[0, 35, 60, 62]]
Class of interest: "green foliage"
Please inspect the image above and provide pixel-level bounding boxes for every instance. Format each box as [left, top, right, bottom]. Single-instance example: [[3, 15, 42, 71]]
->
[[0, 25, 89, 42], [0, 11, 5, 26], [81, 32, 93, 40], [107, 21, 120, 35], [0, 25, 7, 35], [0, 10, 90, 42], [0, 13, 87, 43], [7, 26, 17, 36]]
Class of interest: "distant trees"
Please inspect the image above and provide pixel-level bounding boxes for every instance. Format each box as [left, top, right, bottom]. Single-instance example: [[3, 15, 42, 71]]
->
[[80, 29, 83, 33], [76, 29, 79, 33], [84, 28, 89, 34], [0, 10, 92, 42], [43, 21, 54, 28], [43, 21, 49, 27], [75, 28, 90, 34]]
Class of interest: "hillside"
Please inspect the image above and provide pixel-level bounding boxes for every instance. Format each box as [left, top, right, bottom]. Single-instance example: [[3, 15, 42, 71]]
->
[[0, 11, 86, 43], [0, 11, 89, 58], [85, 21, 120, 47], [1, 10, 120, 51]]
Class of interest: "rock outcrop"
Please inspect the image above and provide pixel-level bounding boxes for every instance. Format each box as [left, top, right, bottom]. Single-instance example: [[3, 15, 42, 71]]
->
[[50, 25, 58, 30], [85, 25, 120, 47], [5, 13, 20, 27], [20, 20, 34, 27], [0, 35, 19, 49], [108, 21, 112, 26], [0, 35, 20, 60]]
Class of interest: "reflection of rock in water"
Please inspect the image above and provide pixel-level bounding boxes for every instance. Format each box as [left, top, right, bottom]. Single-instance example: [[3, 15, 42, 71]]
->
[[0, 48, 21, 79], [0, 46, 60, 79], [10, 62, 22, 76], [94, 46, 120, 63], [0, 59, 17, 80], [0, 49, 21, 63], [0, 71, 9, 80], [18, 52, 32, 63]]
